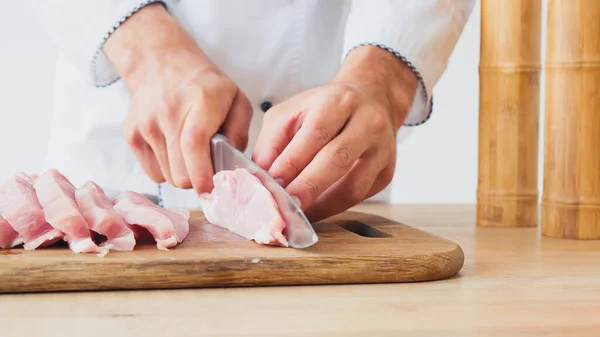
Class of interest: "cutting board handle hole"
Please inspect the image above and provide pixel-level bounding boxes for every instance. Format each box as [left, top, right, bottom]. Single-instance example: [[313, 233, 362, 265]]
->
[[336, 221, 392, 238]]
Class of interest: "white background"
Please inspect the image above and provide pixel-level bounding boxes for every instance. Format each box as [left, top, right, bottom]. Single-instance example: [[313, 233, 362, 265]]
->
[[0, 1, 549, 204]]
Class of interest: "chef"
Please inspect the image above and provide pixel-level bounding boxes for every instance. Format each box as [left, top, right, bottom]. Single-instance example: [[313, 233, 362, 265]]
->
[[28, 0, 475, 221]]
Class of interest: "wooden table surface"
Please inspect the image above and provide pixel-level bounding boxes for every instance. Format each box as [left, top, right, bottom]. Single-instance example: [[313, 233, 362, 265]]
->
[[2, 203, 599, 337]]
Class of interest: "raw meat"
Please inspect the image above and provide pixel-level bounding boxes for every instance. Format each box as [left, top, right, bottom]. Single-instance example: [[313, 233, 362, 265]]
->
[[113, 191, 190, 250], [0, 214, 22, 249], [33, 169, 108, 256], [0, 172, 63, 250], [75, 181, 136, 251], [0, 167, 190, 254], [198, 168, 288, 247]]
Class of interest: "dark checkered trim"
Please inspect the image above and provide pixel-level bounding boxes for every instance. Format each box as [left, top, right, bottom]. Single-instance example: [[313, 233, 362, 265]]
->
[[91, 0, 168, 88], [345, 42, 433, 126], [157, 183, 164, 207]]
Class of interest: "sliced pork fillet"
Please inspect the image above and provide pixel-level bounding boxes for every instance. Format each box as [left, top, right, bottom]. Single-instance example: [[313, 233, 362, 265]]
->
[[0, 214, 22, 249], [113, 191, 190, 250], [198, 168, 288, 247], [75, 181, 136, 251], [0, 172, 63, 250], [33, 169, 108, 256]]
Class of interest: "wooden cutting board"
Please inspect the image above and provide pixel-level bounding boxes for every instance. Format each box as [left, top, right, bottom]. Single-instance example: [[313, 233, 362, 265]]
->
[[0, 210, 464, 293]]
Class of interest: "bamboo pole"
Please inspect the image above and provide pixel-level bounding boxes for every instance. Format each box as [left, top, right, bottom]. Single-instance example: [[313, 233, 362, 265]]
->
[[542, 0, 600, 239], [477, 0, 542, 227]]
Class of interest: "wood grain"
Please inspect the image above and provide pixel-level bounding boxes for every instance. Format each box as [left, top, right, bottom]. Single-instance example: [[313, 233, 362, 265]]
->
[[542, 0, 600, 239], [2, 204, 599, 337], [477, 0, 541, 227], [0, 211, 464, 293]]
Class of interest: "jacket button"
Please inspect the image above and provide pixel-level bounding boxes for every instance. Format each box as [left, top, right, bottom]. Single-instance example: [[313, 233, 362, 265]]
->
[[260, 101, 273, 112]]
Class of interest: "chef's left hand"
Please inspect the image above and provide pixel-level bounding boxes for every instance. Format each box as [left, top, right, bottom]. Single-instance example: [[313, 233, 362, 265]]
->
[[252, 46, 418, 222]]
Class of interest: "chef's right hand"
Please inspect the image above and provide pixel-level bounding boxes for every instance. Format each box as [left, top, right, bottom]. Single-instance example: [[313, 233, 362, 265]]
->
[[103, 3, 252, 194]]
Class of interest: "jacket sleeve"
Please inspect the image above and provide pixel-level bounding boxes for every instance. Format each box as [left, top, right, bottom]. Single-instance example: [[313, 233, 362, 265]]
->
[[343, 0, 476, 126], [24, 0, 170, 87]]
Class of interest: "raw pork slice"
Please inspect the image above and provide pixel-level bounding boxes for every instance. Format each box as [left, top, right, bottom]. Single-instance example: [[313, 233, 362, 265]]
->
[[0, 172, 63, 250], [75, 181, 136, 251], [198, 168, 288, 247], [113, 191, 190, 250], [34, 169, 108, 256], [0, 214, 22, 249]]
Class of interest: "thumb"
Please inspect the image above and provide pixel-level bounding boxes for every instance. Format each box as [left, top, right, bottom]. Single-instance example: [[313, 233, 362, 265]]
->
[[221, 90, 252, 151]]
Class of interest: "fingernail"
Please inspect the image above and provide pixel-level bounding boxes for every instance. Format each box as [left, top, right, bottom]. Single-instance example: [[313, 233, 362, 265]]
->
[[275, 178, 285, 186], [291, 195, 301, 208]]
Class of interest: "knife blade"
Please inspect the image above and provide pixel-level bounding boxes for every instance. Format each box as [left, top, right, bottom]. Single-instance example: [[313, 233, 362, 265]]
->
[[208, 134, 318, 248]]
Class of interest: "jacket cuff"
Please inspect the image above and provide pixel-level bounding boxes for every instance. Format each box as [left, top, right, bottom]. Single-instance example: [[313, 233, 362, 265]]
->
[[344, 42, 432, 126], [341, 1, 475, 126], [91, 0, 169, 88]]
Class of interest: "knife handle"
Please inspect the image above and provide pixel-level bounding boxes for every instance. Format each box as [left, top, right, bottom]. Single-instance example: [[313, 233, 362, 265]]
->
[[209, 133, 230, 173]]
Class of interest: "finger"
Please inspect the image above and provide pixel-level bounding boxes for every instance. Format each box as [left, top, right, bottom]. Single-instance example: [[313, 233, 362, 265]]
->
[[164, 126, 190, 188], [125, 128, 165, 183], [158, 95, 191, 189], [267, 104, 350, 187], [140, 143, 165, 184], [251, 99, 305, 172], [303, 152, 382, 222], [284, 117, 373, 210], [364, 162, 396, 200], [222, 90, 253, 151], [180, 104, 225, 195], [139, 118, 173, 185]]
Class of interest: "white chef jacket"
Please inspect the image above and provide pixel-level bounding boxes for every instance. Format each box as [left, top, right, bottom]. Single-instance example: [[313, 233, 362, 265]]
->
[[25, 0, 475, 209]]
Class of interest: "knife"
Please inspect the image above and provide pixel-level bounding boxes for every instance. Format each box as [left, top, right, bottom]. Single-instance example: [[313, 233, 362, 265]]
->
[[208, 134, 319, 249]]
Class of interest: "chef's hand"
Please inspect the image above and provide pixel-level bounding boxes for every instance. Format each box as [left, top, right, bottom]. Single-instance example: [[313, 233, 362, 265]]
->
[[252, 46, 417, 221], [103, 4, 252, 194]]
